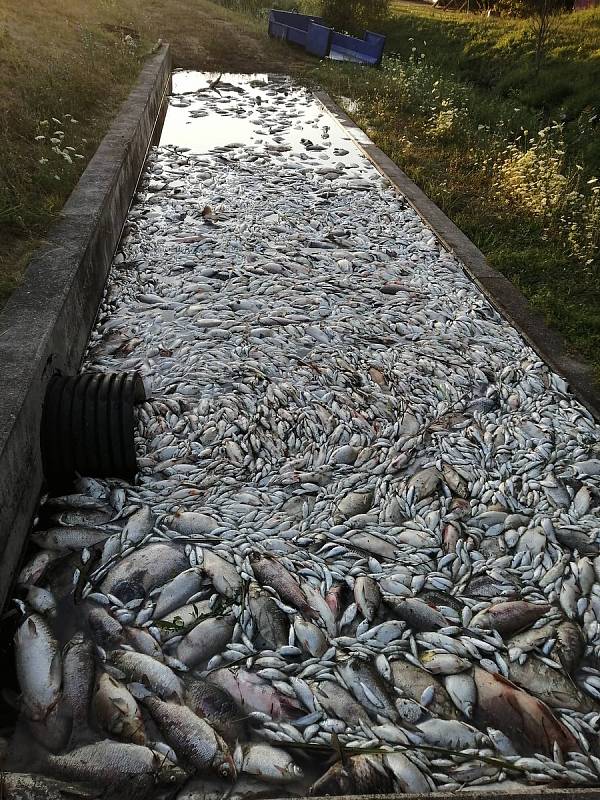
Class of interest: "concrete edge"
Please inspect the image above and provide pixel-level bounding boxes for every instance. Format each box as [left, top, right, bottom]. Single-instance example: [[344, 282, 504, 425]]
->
[[290, 790, 600, 800], [0, 44, 172, 611], [315, 90, 600, 422]]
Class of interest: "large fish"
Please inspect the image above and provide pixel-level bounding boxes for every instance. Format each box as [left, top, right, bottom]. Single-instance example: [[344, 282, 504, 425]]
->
[[110, 650, 183, 702], [208, 667, 303, 719], [15, 615, 61, 721], [310, 755, 393, 796], [176, 614, 235, 668], [132, 685, 235, 777], [93, 672, 146, 744], [472, 666, 581, 756], [251, 554, 317, 620], [248, 583, 289, 649], [45, 740, 185, 783], [101, 544, 188, 602]]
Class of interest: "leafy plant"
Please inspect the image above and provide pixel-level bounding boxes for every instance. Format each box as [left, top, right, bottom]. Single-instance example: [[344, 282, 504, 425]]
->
[[321, 0, 391, 33]]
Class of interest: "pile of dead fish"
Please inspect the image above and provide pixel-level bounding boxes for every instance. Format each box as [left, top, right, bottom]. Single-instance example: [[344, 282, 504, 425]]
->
[[4, 73, 600, 799]]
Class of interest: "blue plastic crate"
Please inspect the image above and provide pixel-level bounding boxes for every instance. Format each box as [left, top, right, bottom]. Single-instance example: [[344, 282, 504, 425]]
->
[[268, 10, 385, 66], [329, 30, 386, 66], [268, 10, 331, 58]]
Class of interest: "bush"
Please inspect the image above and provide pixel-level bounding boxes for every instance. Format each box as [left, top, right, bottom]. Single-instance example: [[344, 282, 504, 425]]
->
[[320, 0, 390, 34]]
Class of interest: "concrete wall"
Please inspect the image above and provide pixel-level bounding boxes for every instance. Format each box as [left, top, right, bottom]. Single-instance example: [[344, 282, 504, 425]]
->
[[0, 45, 172, 611], [316, 91, 600, 423]]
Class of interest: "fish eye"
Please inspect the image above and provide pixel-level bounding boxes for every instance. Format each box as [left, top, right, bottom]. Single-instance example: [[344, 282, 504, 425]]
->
[[219, 763, 232, 777]]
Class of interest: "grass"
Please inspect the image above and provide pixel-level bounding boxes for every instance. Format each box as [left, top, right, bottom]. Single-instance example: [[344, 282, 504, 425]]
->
[[0, 0, 302, 303], [1, 0, 599, 378], [303, 3, 600, 377]]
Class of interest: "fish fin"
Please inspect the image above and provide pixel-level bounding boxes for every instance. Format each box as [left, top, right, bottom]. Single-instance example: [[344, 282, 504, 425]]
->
[[128, 682, 151, 701], [233, 742, 244, 771], [331, 732, 348, 768]]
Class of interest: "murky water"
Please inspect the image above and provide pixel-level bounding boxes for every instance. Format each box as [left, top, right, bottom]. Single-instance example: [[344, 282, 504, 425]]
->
[[160, 70, 354, 154]]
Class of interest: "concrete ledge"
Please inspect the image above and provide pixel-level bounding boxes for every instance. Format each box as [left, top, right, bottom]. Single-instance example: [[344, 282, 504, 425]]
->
[[315, 90, 600, 422], [301, 790, 600, 800], [0, 45, 172, 610]]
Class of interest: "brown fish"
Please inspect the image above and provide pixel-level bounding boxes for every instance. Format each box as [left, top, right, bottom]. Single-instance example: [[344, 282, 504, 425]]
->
[[310, 755, 393, 796], [473, 667, 580, 756], [250, 554, 316, 620], [470, 601, 550, 636]]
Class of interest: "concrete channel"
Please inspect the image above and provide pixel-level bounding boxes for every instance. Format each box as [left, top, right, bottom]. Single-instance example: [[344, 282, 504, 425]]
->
[[1, 51, 600, 800]]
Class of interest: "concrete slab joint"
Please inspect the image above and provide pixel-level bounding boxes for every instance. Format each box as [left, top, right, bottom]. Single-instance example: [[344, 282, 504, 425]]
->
[[0, 44, 172, 610]]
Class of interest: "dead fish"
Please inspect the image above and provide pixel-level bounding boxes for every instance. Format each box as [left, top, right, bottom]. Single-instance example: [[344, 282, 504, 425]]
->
[[507, 656, 591, 711], [555, 528, 598, 555], [45, 740, 184, 783], [354, 576, 381, 622], [312, 680, 370, 725], [101, 544, 188, 602], [26, 586, 57, 617], [198, 549, 242, 599], [472, 667, 580, 756], [508, 622, 557, 657], [110, 650, 183, 702], [555, 620, 584, 673], [52, 509, 113, 527], [417, 717, 485, 749], [62, 632, 95, 731], [336, 491, 373, 520], [176, 615, 235, 668], [345, 532, 395, 560], [153, 568, 204, 619], [124, 626, 164, 661], [383, 752, 431, 793], [384, 596, 447, 631], [15, 614, 61, 721], [169, 511, 219, 534], [248, 583, 289, 649], [466, 574, 516, 599], [86, 606, 124, 649], [391, 659, 459, 720], [294, 618, 328, 657], [251, 554, 316, 620], [186, 679, 246, 745], [121, 505, 154, 545], [17, 551, 63, 587], [444, 671, 477, 718], [420, 650, 471, 675], [0, 773, 93, 800], [208, 668, 303, 720], [408, 467, 441, 500], [337, 658, 398, 721], [441, 464, 468, 498], [470, 601, 550, 636], [46, 494, 109, 511], [310, 754, 393, 796], [234, 743, 303, 783], [31, 527, 113, 551], [131, 684, 235, 777], [93, 673, 146, 744]]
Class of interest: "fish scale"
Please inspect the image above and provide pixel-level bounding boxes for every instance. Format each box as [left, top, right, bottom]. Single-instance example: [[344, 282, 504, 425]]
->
[[8, 71, 600, 797]]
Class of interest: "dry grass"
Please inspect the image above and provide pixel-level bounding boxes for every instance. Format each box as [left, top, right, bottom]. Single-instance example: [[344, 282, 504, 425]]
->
[[0, 0, 302, 304]]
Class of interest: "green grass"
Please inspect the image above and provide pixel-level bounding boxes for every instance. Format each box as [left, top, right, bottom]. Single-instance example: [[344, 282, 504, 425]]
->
[[2, 0, 599, 379], [0, 0, 302, 303], [302, 3, 600, 377]]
